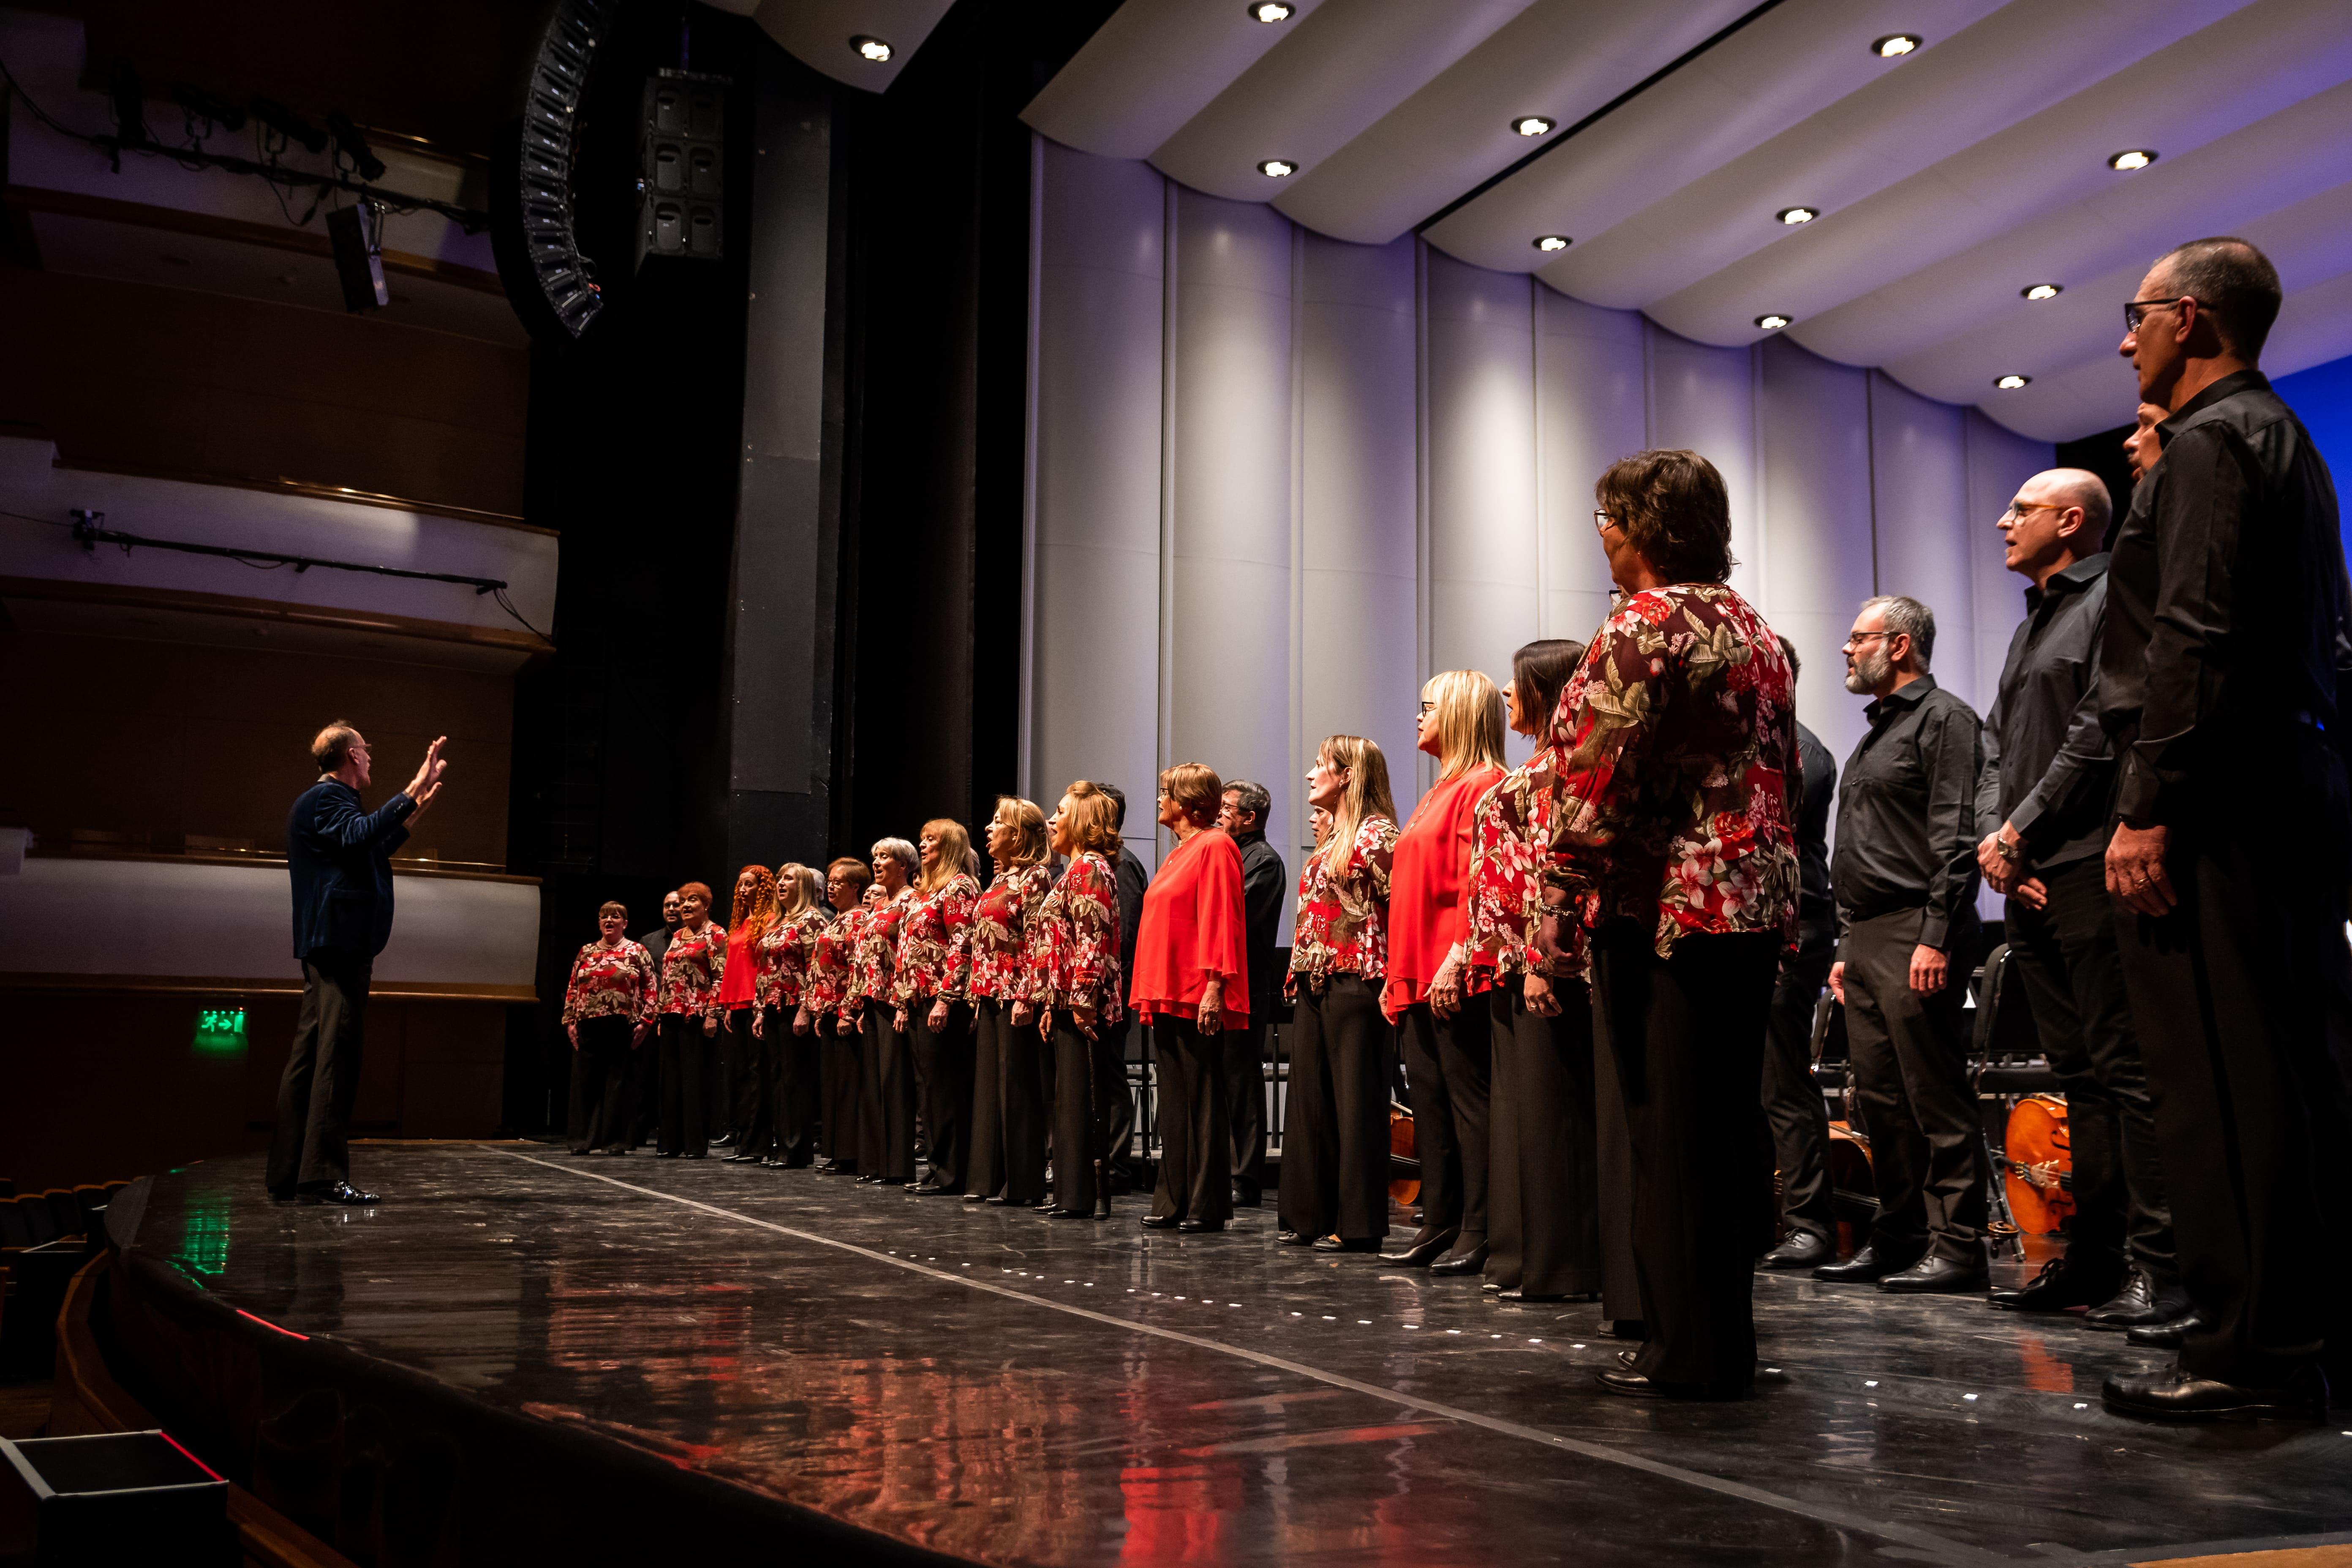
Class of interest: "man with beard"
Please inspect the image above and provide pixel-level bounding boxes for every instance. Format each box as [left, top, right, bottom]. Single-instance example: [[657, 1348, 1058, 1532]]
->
[[1815, 596, 1992, 1294], [625, 890, 683, 1149]]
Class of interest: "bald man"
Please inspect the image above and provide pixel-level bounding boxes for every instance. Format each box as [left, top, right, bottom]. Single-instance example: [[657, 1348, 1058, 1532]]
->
[[1975, 469, 2181, 1333]]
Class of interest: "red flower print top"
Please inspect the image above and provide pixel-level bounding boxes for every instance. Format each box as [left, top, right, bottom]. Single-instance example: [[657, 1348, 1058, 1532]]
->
[[1468, 746, 1563, 979], [755, 908, 828, 1011], [1381, 763, 1505, 1018], [1024, 850, 1123, 1021], [1540, 583, 1800, 973], [894, 871, 980, 1003], [561, 938, 658, 1026], [658, 921, 728, 1018], [1287, 814, 1400, 994], [969, 861, 1053, 1001], [852, 888, 915, 1003], [806, 906, 865, 1018]]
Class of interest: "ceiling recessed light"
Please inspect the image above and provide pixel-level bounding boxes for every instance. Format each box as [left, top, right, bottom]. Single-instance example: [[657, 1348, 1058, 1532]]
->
[[851, 35, 892, 62], [1777, 206, 1818, 225], [1258, 158, 1296, 178], [1994, 373, 2031, 390], [2022, 283, 2062, 301], [2107, 148, 2156, 171], [1512, 116, 1555, 138], [1533, 234, 1571, 253], [1247, 1, 1293, 20], [1755, 313, 1792, 331], [1872, 34, 1922, 57]]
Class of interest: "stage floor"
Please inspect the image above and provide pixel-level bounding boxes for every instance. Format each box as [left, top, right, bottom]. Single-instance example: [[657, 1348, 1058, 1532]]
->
[[126, 1146, 2352, 1566]]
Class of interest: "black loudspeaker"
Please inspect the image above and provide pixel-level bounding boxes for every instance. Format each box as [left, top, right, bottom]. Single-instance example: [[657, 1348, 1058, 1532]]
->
[[635, 70, 725, 269], [325, 203, 388, 312], [491, 0, 620, 341]]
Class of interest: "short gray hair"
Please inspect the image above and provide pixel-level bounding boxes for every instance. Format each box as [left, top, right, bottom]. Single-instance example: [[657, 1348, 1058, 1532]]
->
[[1860, 595, 1936, 671], [871, 837, 918, 874], [1224, 778, 1271, 827]]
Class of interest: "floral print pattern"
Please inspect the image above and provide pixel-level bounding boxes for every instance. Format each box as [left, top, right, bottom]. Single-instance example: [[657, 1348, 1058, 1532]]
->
[[851, 888, 915, 1003], [1288, 814, 1400, 992], [755, 908, 829, 1011], [658, 922, 729, 1018], [1025, 850, 1123, 1021], [806, 906, 865, 1018], [894, 872, 981, 1003], [969, 861, 1054, 1001], [561, 938, 657, 1026], [1467, 746, 1563, 978]]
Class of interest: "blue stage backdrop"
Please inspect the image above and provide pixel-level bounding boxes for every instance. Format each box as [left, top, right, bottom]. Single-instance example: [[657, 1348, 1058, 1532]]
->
[[2277, 353, 2352, 559]]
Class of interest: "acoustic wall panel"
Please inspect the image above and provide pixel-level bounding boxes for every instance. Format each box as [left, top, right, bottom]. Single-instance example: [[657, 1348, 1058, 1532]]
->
[[1535, 289, 1645, 654], [1757, 334, 1876, 761], [1869, 373, 1980, 713], [1645, 323, 1762, 605]]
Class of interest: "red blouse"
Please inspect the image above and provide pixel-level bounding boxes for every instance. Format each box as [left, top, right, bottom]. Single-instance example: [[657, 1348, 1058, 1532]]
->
[[852, 888, 914, 1003], [1288, 814, 1400, 995], [895, 872, 980, 1003], [1381, 763, 1504, 1018], [1025, 850, 1122, 1019], [658, 921, 728, 1017], [805, 906, 865, 1017], [756, 908, 828, 1010], [970, 861, 1053, 1001], [716, 920, 767, 1010], [561, 938, 658, 1026], [1130, 827, 1250, 1028]]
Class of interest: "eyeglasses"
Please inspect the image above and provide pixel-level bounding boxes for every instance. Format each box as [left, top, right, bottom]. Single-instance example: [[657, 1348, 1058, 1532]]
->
[[2123, 296, 2198, 333], [1841, 630, 1891, 650], [1998, 501, 2063, 525], [1593, 509, 1617, 534], [1417, 701, 1437, 716]]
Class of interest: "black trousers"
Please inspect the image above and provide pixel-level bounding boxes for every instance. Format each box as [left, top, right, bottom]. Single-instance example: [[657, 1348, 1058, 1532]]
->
[[1761, 945, 1836, 1242], [820, 1012, 861, 1169], [656, 1013, 713, 1157], [1840, 906, 1989, 1264], [715, 1007, 744, 1137], [2116, 737, 2352, 1389], [1150, 1016, 1234, 1226], [268, 954, 372, 1192], [1102, 1016, 1143, 1189], [1225, 1020, 1271, 1198], [727, 1008, 771, 1157], [1399, 995, 1494, 1255], [625, 1026, 660, 1148], [1484, 978, 1604, 1298], [759, 1004, 820, 1165], [1594, 924, 1781, 1390], [2007, 855, 2172, 1281], [859, 997, 916, 1181], [972, 998, 1050, 1203], [1050, 1011, 1124, 1214], [910, 996, 975, 1192], [573, 1015, 636, 1153], [1277, 977, 1389, 1241]]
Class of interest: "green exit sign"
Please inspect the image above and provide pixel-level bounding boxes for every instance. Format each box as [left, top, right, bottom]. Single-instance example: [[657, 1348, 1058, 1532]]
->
[[193, 1007, 248, 1057]]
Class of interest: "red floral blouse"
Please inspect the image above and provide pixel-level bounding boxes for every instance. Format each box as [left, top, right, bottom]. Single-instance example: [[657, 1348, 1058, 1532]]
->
[[805, 906, 865, 1018], [1540, 582, 1800, 972], [658, 921, 729, 1018], [1287, 814, 1400, 994], [895, 872, 980, 1004], [755, 908, 829, 1011], [561, 938, 657, 1026], [852, 888, 915, 1004], [1024, 850, 1123, 1021], [969, 861, 1053, 1001], [1468, 746, 1563, 979]]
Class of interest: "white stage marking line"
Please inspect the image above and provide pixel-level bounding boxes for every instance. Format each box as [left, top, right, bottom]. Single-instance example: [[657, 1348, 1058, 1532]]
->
[[494, 1148, 2002, 1565]]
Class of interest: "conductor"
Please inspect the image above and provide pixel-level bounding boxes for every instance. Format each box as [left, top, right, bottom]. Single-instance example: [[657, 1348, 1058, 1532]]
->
[[267, 722, 449, 1204]]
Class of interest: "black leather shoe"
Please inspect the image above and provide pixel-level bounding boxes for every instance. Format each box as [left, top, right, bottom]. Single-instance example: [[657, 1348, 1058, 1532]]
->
[[1607, 1318, 1646, 1339], [1988, 1255, 2123, 1312], [725, 1152, 761, 1163], [2102, 1366, 2328, 1422], [2127, 1308, 2210, 1348], [1379, 1233, 1455, 1267], [1497, 1288, 1564, 1302], [1177, 1218, 1224, 1233], [709, 1133, 737, 1149], [1430, 1244, 1491, 1277], [2085, 1271, 2192, 1330], [1234, 1182, 1263, 1208], [1878, 1255, 1989, 1294], [1597, 1368, 1751, 1401], [1314, 1236, 1380, 1253], [1140, 1214, 1181, 1230], [1276, 1230, 1311, 1246], [1813, 1244, 1913, 1283], [299, 1181, 379, 1206], [910, 1180, 957, 1195], [1756, 1232, 1833, 1271]]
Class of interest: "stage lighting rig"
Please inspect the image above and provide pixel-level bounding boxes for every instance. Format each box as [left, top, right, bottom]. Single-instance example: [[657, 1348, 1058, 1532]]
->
[[327, 111, 387, 181], [170, 81, 245, 133], [251, 95, 329, 154], [108, 60, 150, 146]]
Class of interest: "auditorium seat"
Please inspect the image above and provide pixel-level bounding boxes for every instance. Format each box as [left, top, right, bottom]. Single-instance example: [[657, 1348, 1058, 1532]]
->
[[73, 1185, 111, 1234], [42, 1190, 83, 1239], [0, 1177, 14, 1199], [0, 1204, 30, 1250], [14, 1195, 57, 1248]]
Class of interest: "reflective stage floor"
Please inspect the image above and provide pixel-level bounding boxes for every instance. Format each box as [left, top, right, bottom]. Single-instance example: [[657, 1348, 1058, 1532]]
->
[[119, 1146, 2352, 1566]]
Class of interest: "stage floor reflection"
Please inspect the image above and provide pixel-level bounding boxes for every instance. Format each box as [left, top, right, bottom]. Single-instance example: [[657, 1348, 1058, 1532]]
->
[[131, 1146, 2352, 1565]]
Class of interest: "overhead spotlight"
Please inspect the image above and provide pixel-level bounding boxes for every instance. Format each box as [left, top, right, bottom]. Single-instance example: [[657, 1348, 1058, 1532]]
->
[[1258, 158, 1296, 178], [1755, 313, 1792, 331], [1248, 1, 1294, 20], [170, 82, 245, 132], [1512, 116, 1555, 137], [1777, 206, 1818, 225], [1994, 373, 2031, 390], [251, 95, 328, 154], [2107, 148, 2156, 171], [2021, 283, 2062, 301], [1533, 234, 1571, 252], [327, 111, 387, 182], [851, 35, 893, 62], [1872, 34, 1922, 57]]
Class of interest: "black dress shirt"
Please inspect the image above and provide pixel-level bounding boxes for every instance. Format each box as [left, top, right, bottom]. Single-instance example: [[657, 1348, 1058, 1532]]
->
[[637, 925, 674, 967], [2098, 369, 2352, 825], [1791, 721, 1836, 959], [1115, 844, 1150, 1006], [1976, 553, 2116, 870], [1832, 675, 1984, 951], [1231, 828, 1288, 1021]]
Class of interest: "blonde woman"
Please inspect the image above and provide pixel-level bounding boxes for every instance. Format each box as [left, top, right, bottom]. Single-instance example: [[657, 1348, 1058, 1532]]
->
[[751, 863, 828, 1165], [966, 798, 1054, 1206], [855, 838, 920, 1184], [895, 819, 981, 1195], [1278, 736, 1401, 1252], [802, 857, 873, 1174], [1027, 782, 1127, 1218], [1380, 672, 1509, 1272]]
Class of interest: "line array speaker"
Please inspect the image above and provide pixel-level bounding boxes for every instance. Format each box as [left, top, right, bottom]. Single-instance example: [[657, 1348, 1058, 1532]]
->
[[492, 0, 620, 341], [635, 70, 726, 269]]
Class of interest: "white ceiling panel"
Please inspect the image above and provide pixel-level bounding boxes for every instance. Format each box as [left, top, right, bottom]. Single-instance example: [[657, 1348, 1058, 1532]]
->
[[1021, 0, 1332, 161], [755, 0, 957, 93]]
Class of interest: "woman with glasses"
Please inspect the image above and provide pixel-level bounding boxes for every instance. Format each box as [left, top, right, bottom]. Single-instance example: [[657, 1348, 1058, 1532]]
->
[[895, 820, 983, 1195], [967, 797, 1056, 1206], [801, 857, 874, 1173]]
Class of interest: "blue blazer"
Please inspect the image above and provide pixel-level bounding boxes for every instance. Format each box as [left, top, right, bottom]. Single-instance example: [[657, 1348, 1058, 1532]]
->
[[288, 780, 415, 961]]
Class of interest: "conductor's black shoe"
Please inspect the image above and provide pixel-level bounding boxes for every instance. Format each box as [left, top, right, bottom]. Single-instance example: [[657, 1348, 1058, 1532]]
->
[[299, 1181, 379, 1206], [1379, 1233, 1454, 1267], [2085, 1271, 2192, 1330], [2127, 1309, 2210, 1349], [1177, 1218, 1223, 1233], [1878, 1255, 1989, 1293], [1140, 1214, 1181, 1230], [1756, 1233, 1834, 1271], [1597, 1368, 1751, 1401], [1988, 1255, 2123, 1313], [1314, 1236, 1380, 1253], [2102, 1366, 2328, 1423], [1813, 1244, 1913, 1284], [1430, 1243, 1491, 1276]]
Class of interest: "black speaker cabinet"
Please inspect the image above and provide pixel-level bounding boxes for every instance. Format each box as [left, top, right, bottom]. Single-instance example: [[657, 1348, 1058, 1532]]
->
[[636, 69, 726, 269]]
